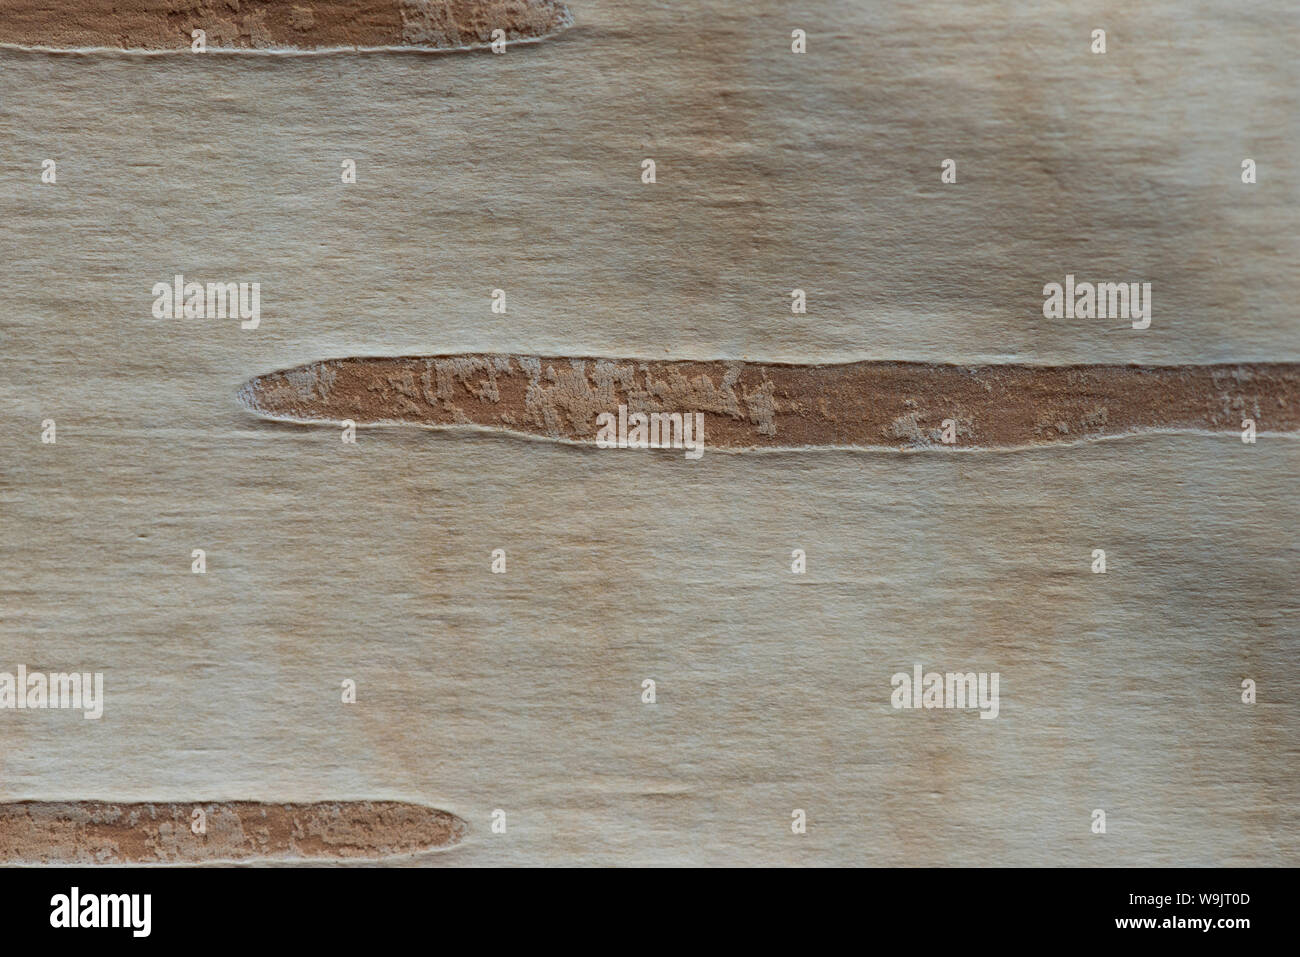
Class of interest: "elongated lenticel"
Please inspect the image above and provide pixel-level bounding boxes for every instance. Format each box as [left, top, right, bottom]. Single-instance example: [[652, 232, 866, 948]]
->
[[0, 801, 466, 863], [237, 355, 1300, 450], [0, 0, 573, 52]]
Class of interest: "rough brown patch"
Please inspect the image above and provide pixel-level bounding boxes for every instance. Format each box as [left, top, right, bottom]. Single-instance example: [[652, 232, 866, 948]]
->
[[237, 355, 1300, 450], [0, 0, 572, 51], [0, 801, 465, 863]]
